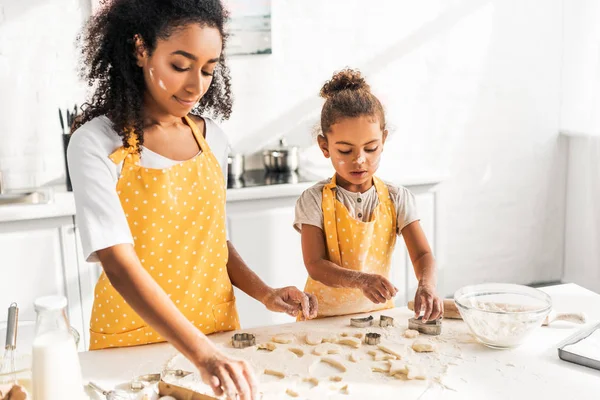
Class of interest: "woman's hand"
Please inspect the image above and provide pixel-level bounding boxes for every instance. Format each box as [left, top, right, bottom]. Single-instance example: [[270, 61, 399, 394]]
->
[[413, 282, 443, 322], [262, 286, 318, 320], [194, 343, 258, 400], [358, 273, 398, 304]]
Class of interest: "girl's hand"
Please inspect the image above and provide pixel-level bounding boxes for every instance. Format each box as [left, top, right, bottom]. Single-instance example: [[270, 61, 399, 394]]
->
[[413, 282, 443, 322], [262, 286, 318, 320], [359, 273, 398, 304], [194, 343, 258, 400]]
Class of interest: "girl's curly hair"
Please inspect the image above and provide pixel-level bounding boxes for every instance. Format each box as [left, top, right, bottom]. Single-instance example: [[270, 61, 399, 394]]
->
[[74, 0, 233, 151]]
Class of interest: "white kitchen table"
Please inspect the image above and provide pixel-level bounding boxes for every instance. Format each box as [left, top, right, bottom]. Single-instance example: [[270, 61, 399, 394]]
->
[[79, 283, 600, 399]]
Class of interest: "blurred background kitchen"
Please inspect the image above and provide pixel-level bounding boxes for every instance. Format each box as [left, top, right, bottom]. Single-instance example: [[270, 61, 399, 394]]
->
[[0, 0, 599, 351]]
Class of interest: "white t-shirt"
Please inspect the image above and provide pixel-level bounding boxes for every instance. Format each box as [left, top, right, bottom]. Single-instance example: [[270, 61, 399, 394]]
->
[[67, 115, 230, 263]]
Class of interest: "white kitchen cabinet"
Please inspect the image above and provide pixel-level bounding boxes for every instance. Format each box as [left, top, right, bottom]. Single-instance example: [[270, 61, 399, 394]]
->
[[0, 215, 86, 351]]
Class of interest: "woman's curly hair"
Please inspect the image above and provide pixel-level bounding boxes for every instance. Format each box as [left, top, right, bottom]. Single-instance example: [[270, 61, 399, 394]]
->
[[74, 0, 233, 151]]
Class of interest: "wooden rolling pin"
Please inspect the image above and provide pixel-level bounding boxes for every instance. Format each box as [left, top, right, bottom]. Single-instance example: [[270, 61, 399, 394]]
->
[[159, 380, 217, 400], [408, 299, 462, 319]]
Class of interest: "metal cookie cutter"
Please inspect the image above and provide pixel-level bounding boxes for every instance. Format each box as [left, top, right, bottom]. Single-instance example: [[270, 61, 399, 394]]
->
[[232, 333, 256, 348], [365, 332, 381, 345], [350, 315, 374, 328], [408, 316, 442, 336], [130, 369, 193, 391], [379, 315, 394, 327]]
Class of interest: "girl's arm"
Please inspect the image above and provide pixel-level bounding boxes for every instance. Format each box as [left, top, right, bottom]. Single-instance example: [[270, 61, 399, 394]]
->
[[301, 224, 397, 304], [97, 245, 257, 400], [402, 221, 443, 321], [226, 242, 318, 320]]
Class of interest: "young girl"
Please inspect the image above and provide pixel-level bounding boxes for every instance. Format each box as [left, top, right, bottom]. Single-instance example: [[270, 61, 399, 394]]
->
[[294, 68, 443, 322], [69, 1, 316, 399]]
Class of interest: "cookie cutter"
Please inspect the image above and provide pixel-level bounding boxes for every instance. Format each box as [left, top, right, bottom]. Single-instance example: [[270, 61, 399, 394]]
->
[[365, 332, 381, 345], [350, 315, 374, 328], [130, 369, 193, 391], [232, 333, 256, 348], [408, 316, 442, 336], [379, 315, 394, 327]]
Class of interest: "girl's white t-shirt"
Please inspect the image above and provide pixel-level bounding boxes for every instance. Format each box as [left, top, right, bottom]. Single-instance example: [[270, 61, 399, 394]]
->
[[67, 115, 230, 262]]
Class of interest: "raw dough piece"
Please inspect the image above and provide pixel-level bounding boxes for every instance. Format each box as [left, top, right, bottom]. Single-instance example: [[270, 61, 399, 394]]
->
[[340, 384, 349, 395], [264, 369, 286, 378], [403, 329, 420, 339], [288, 347, 304, 357], [286, 388, 299, 397], [341, 332, 365, 340], [272, 334, 295, 344], [321, 357, 347, 372], [305, 333, 324, 345], [412, 340, 436, 353], [303, 377, 319, 388], [257, 342, 277, 351], [337, 337, 362, 348], [406, 364, 427, 380], [313, 343, 342, 356], [349, 351, 361, 363], [368, 349, 397, 361], [377, 344, 406, 359], [322, 333, 339, 343], [371, 362, 391, 373], [388, 360, 408, 376], [329, 376, 343, 382]]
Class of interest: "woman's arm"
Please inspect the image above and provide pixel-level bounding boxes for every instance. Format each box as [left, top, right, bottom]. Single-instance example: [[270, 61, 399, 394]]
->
[[300, 224, 397, 304], [97, 244, 257, 400], [402, 221, 443, 321], [226, 241, 318, 320]]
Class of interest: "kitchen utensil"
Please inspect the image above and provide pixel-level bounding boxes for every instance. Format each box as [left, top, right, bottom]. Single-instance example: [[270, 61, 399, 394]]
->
[[88, 382, 133, 400], [365, 333, 381, 345], [408, 316, 442, 335], [557, 321, 600, 371], [350, 315, 373, 328], [58, 109, 65, 134], [1, 303, 18, 382], [262, 138, 299, 172], [454, 283, 552, 349], [227, 153, 245, 179], [408, 299, 461, 319], [379, 315, 394, 327], [408, 299, 585, 326], [231, 333, 256, 349], [158, 380, 218, 400]]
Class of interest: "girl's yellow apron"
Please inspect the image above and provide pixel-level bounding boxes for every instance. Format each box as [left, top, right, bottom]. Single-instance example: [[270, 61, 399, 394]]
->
[[89, 116, 239, 350], [304, 175, 397, 317]]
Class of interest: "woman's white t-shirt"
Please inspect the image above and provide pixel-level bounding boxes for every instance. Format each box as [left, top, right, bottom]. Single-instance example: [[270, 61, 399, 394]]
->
[[67, 116, 230, 262]]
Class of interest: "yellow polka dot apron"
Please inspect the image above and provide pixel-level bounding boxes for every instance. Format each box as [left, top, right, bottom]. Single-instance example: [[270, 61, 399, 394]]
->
[[89, 116, 240, 350], [303, 175, 397, 318]]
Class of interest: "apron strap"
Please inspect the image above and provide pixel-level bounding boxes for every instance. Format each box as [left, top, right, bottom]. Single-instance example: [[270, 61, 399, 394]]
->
[[109, 131, 140, 165], [184, 115, 210, 153], [322, 175, 342, 265], [372, 176, 397, 234]]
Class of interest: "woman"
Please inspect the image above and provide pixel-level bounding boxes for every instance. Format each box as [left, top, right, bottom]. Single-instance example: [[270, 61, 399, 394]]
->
[[68, 1, 317, 399]]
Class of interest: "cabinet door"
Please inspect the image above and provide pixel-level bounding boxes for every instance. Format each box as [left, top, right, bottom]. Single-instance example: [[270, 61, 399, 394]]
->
[[0, 217, 85, 350], [227, 197, 307, 328]]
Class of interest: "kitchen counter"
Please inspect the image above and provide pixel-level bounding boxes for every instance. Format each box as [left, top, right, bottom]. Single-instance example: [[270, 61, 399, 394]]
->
[[79, 283, 600, 399]]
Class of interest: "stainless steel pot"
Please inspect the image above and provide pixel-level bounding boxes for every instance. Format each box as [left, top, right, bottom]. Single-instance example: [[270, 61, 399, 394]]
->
[[262, 138, 299, 172], [227, 153, 245, 179]]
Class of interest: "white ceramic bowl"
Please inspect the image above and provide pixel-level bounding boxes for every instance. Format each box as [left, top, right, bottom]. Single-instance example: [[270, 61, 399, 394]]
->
[[454, 283, 552, 349]]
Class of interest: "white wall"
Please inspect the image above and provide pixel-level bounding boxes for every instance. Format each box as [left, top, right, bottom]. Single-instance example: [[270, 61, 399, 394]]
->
[[223, 0, 566, 295], [0, 0, 568, 296]]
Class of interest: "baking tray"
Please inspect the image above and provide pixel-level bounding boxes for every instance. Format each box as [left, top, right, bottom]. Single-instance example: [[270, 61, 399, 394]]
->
[[557, 321, 600, 371]]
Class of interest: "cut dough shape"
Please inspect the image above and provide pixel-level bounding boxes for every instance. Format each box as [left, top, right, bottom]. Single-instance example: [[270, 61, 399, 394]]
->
[[329, 376, 343, 382], [349, 351, 361, 363], [288, 347, 304, 357], [341, 332, 365, 340], [412, 340, 436, 353], [377, 344, 406, 359], [340, 384, 349, 395], [322, 333, 338, 343], [305, 333, 324, 345], [286, 388, 299, 397], [313, 343, 342, 356], [272, 333, 295, 344], [371, 362, 391, 373], [337, 337, 362, 348], [321, 357, 347, 372], [406, 364, 427, 380], [303, 377, 319, 388], [404, 329, 420, 339], [388, 360, 408, 376], [264, 369, 285, 378], [368, 349, 397, 361], [257, 342, 277, 351]]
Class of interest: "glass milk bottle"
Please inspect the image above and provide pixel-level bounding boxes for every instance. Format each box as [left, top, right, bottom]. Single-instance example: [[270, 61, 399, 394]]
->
[[31, 296, 85, 400]]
